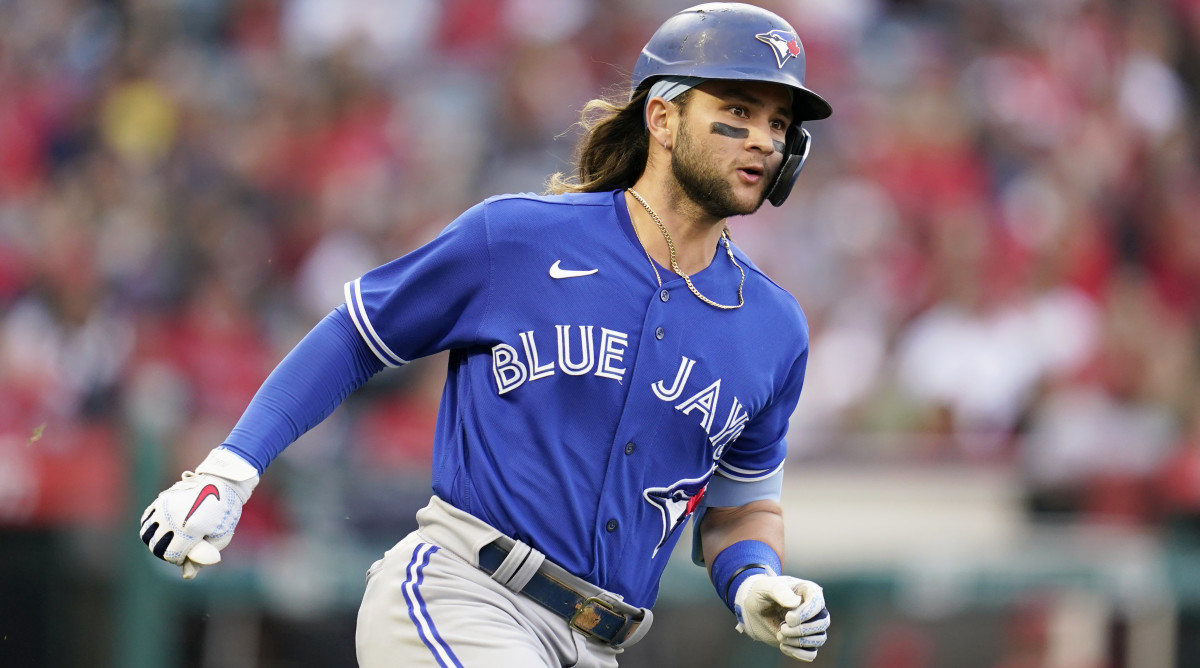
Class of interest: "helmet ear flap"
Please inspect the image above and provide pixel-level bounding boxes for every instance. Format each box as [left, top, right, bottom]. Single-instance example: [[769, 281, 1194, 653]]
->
[[766, 126, 812, 207]]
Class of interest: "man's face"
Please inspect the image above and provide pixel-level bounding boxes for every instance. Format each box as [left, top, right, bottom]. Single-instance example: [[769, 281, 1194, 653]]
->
[[669, 80, 793, 220]]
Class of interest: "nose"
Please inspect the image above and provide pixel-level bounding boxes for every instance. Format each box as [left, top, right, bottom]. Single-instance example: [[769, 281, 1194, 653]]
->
[[746, 122, 779, 155]]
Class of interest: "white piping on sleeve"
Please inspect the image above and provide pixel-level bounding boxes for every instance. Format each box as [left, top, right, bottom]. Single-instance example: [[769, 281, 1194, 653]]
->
[[715, 459, 785, 483], [344, 279, 408, 368]]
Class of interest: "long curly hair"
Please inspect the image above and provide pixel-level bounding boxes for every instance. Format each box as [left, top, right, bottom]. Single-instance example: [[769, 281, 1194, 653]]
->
[[547, 87, 686, 195]]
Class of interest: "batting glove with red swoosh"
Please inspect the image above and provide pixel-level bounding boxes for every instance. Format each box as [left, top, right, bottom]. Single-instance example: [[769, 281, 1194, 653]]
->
[[139, 448, 259, 579]]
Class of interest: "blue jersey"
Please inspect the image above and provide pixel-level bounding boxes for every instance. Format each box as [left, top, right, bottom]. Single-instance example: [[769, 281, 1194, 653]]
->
[[344, 190, 808, 607]]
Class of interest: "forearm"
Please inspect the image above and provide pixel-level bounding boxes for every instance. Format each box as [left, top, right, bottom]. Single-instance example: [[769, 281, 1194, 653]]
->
[[700, 499, 787, 610], [701, 499, 829, 661], [222, 304, 384, 472], [139, 305, 386, 580], [700, 499, 785, 570]]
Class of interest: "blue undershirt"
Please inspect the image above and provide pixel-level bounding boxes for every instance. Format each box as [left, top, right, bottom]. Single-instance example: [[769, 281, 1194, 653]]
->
[[220, 305, 384, 474]]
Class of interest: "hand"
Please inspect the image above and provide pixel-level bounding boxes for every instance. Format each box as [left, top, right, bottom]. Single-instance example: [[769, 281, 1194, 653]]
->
[[734, 574, 830, 661], [138, 448, 259, 579]]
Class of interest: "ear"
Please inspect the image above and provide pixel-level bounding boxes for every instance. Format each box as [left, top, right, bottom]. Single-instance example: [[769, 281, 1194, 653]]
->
[[645, 96, 675, 150]]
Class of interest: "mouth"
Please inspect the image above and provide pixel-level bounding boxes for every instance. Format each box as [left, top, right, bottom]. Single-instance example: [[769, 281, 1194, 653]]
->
[[737, 165, 765, 184]]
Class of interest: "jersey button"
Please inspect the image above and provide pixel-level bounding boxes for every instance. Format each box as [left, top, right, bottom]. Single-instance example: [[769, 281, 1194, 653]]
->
[[624, 442, 636, 455], [655, 327, 665, 340], [606, 519, 619, 532], [659, 289, 670, 302]]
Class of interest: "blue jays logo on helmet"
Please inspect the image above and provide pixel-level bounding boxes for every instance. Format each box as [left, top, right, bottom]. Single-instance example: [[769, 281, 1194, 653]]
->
[[756, 29, 802, 68], [644, 473, 711, 558], [631, 3, 831, 122]]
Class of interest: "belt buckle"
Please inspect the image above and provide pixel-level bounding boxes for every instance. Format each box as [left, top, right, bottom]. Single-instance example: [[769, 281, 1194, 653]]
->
[[570, 596, 618, 642]]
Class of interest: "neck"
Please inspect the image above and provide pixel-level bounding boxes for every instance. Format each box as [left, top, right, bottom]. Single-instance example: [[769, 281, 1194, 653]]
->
[[626, 178, 726, 275]]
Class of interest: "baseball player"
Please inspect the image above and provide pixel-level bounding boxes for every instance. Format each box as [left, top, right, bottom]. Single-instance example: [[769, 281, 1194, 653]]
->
[[139, 3, 833, 666]]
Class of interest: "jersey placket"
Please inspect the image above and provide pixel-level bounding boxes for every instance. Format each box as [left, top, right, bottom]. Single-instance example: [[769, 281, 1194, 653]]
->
[[589, 277, 708, 606]]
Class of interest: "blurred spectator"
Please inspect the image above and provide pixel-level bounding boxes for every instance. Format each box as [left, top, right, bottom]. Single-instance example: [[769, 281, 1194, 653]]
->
[[1021, 269, 1186, 521], [1157, 395, 1200, 526], [1, 0, 1200, 664], [5, 0, 1195, 508]]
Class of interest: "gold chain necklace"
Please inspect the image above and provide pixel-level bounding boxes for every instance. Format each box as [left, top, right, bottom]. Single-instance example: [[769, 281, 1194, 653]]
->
[[629, 204, 665, 288], [627, 188, 745, 310]]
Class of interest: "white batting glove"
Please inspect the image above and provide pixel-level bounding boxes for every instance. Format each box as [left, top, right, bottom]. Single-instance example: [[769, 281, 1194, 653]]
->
[[139, 448, 259, 579], [734, 574, 830, 662]]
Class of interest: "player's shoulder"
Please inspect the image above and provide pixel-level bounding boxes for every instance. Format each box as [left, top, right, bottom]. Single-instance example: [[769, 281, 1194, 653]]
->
[[444, 191, 616, 239], [486, 190, 616, 206], [463, 191, 618, 240], [732, 247, 809, 336], [480, 190, 617, 215]]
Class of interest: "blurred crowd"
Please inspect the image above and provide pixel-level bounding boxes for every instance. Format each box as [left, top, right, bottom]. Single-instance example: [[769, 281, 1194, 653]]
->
[[0, 0, 1198, 545]]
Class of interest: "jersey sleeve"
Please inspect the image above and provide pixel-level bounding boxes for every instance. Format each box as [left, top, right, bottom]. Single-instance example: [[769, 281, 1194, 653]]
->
[[344, 202, 493, 365], [712, 345, 808, 489], [690, 346, 808, 566]]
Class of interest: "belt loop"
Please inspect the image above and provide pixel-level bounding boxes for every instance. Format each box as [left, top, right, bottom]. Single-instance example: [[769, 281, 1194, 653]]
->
[[507, 546, 545, 592], [489, 542, 530, 588], [615, 607, 654, 648], [489, 541, 547, 593]]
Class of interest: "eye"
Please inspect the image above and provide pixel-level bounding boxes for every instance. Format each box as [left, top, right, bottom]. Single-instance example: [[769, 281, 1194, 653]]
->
[[729, 105, 749, 118], [770, 119, 788, 132]]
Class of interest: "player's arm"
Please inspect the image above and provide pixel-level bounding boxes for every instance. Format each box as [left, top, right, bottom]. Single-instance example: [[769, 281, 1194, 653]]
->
[[699, 498, 785, 561], [138, 305, 384, 578], [139, 203, 496, 579], [700, 499, 829, 662]]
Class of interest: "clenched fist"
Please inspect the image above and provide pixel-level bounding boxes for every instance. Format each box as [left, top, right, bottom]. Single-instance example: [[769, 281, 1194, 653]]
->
[[734, 574, 830, 661], [139, 448, 259, 579]]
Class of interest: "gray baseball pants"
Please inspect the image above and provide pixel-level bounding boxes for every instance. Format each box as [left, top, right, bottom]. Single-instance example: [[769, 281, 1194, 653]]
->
[[355, 496, 653, 667]]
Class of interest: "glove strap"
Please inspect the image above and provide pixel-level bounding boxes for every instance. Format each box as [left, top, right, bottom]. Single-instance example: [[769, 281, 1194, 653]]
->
[[194, 447, 260, 501], [709, 539, 781, 612]]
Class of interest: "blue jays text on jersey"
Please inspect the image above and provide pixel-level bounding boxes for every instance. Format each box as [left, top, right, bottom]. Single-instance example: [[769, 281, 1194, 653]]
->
[[343, 190, 809, 608]]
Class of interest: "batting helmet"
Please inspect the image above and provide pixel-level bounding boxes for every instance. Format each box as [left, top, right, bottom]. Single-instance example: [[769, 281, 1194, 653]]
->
[[632, 3, 831, 206]]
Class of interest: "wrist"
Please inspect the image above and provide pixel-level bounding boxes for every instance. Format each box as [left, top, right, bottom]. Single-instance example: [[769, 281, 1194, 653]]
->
[[194, 448, 260, 501], [709, 539, 781, 612], [732, 573, 767, 626]]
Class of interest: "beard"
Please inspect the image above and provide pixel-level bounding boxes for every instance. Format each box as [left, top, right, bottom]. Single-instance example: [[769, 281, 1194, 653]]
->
[[670, 121, 770, 220]]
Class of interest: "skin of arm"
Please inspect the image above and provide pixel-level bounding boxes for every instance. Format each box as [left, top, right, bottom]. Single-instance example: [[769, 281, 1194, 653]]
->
[[700, 499, 786, 579]]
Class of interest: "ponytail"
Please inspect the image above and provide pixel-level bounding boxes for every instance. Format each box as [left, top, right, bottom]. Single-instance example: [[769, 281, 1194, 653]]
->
[[546, 88, 652, 195]]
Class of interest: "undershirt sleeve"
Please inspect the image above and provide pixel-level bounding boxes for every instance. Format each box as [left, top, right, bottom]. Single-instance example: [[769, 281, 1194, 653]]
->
[[220, 304, 384, 473]]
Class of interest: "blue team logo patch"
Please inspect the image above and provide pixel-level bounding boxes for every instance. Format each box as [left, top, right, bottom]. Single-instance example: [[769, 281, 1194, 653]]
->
[[644, 473, 712, 558], [755, 29, 802, 68]]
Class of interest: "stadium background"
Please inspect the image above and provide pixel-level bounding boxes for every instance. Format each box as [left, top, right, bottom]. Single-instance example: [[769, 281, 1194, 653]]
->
[[1, 0, 1199, 666]]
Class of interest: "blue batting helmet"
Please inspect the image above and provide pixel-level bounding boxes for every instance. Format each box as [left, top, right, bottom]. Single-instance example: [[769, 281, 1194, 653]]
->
[[632, 3, 831, 122], [632, 3, 831, 206]]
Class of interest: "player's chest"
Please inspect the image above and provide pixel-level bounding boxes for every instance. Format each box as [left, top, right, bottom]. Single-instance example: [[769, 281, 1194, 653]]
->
[[479, 287, 781, 442]]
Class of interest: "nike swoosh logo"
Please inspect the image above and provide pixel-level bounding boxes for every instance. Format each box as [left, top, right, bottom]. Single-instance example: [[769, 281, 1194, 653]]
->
[[549, 260, 598, 279], [184, 484, 221, 524]]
